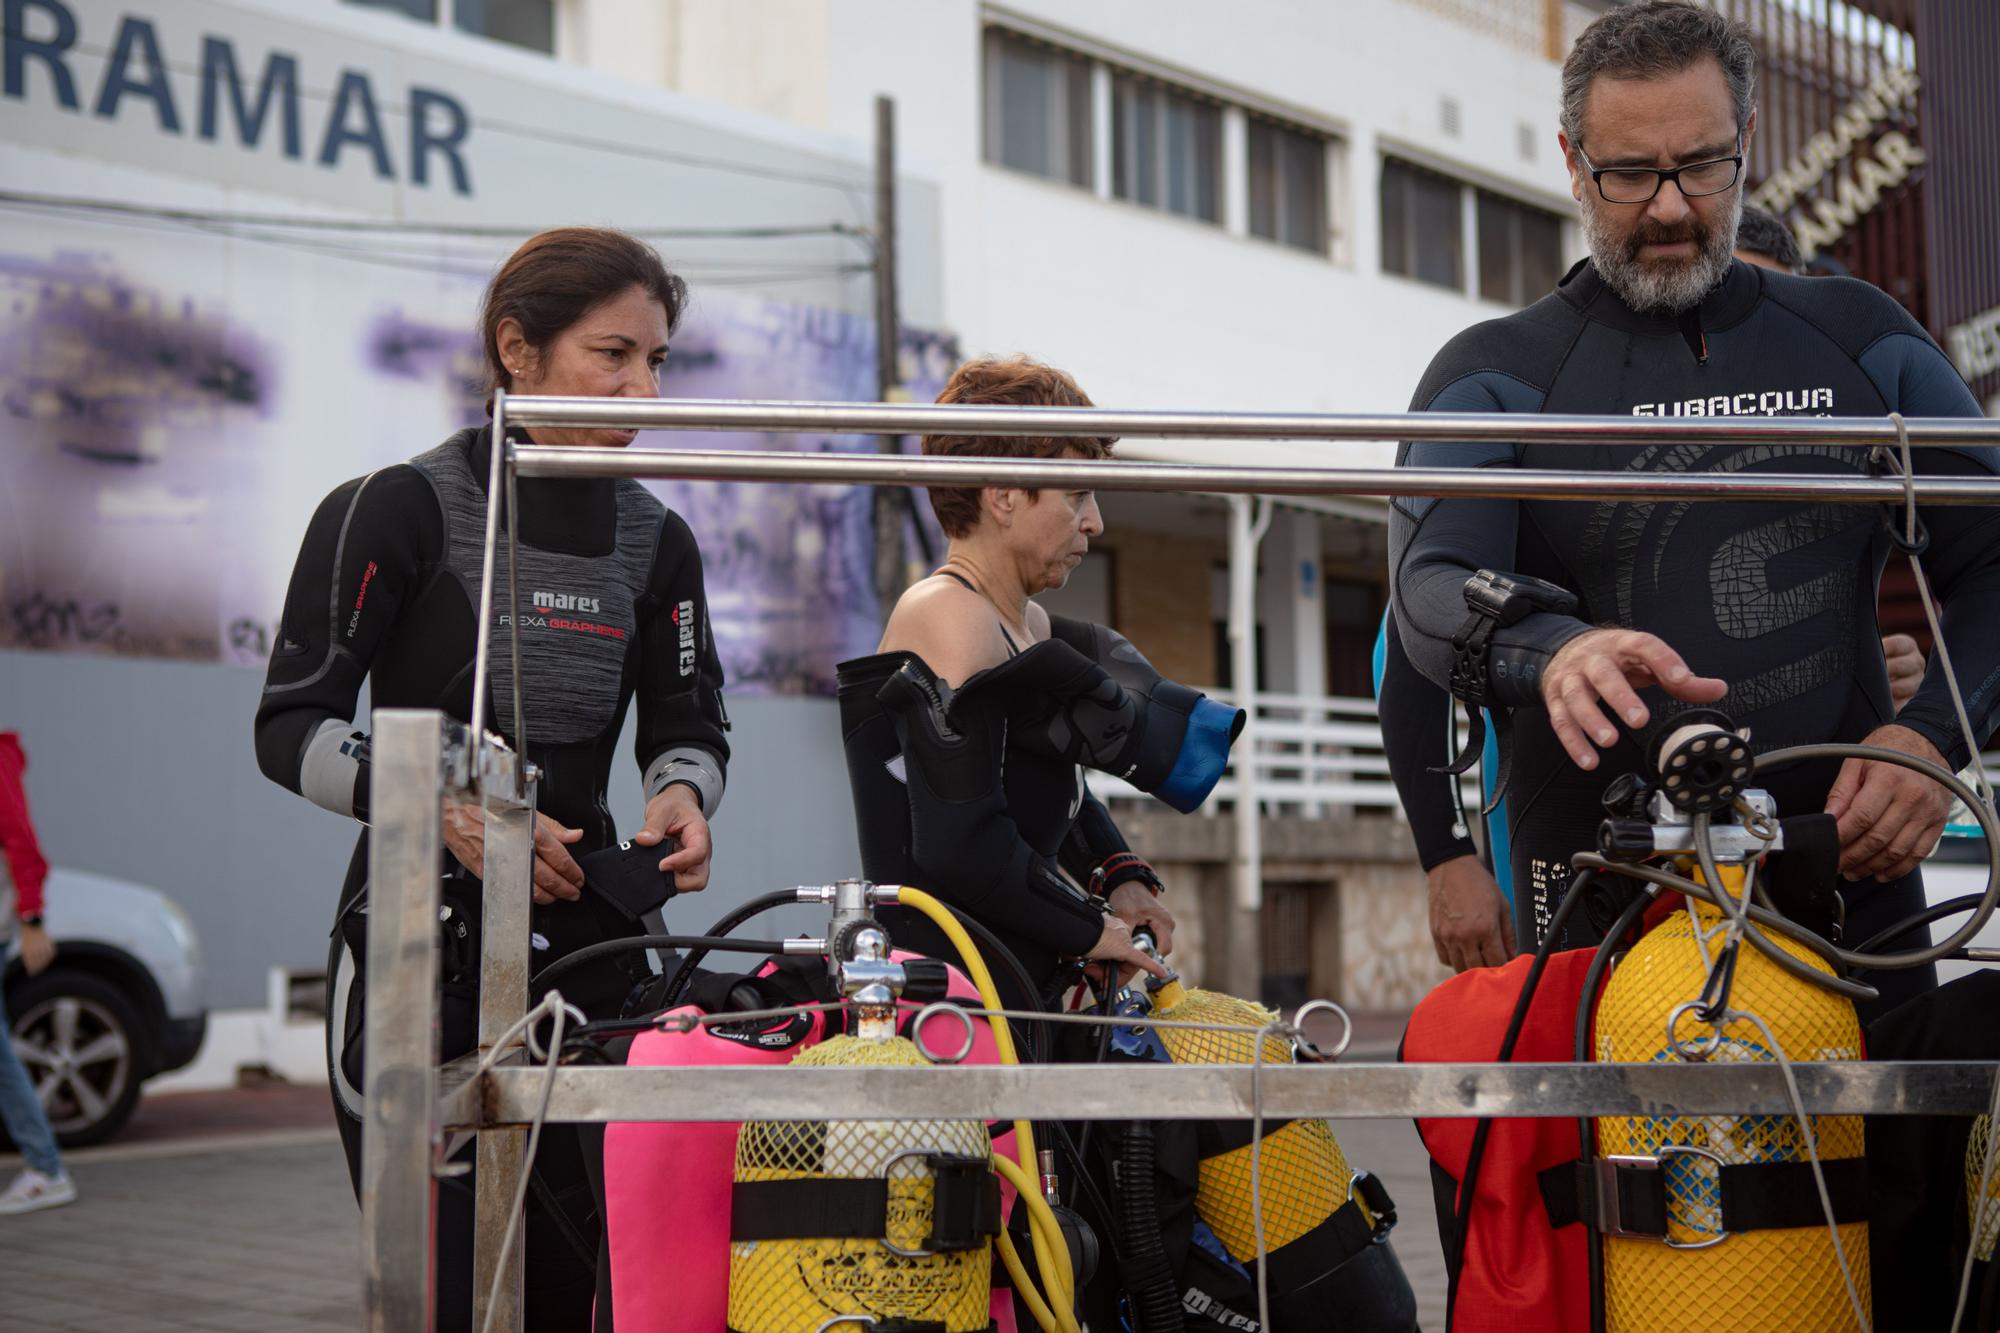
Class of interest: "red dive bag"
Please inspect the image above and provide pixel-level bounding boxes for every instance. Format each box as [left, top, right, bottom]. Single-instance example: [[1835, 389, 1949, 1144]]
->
[[1402, 949, 1597, 1333]]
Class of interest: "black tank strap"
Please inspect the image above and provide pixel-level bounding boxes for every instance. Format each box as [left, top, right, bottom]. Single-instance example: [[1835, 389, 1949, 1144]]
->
[[1539, 1153, 1869, 1237], [730, 1158, 1000, 1251]]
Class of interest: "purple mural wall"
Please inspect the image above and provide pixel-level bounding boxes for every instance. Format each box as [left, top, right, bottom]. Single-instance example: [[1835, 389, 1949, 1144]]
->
[[0, 238, 957, 697]]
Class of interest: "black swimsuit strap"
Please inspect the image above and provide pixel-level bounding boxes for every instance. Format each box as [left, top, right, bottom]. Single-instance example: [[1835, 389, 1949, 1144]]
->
[[935, 568, 1022, 656]]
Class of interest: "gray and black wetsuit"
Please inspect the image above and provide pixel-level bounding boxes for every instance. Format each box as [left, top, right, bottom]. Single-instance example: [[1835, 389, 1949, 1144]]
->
[[254, 425, 727, 1331], [1390, 257, 1999, 1018]]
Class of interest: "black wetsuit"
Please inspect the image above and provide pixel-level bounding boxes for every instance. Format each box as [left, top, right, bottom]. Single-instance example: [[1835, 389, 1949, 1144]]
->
[[837, 587, 1167, 1010], [254, 426, 727, 1331], [1389, 258, 1999, 1019]]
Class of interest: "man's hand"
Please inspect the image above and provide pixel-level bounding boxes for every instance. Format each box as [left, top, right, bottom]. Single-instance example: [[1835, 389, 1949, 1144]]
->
[[18, 922, 54, 976], [441, 801, 585, 905], [1882, 633, 1926, 712], [1824, 724, 1953, 883], [1542, 628, 1729, 770], [632, 784, 713, 893], [1107, 883, 1175, 959], [1428, 855, 1515, 972]]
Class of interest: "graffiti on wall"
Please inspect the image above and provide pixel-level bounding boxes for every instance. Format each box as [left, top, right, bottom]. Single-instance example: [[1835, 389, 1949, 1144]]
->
[[0, 236, 957, 696]]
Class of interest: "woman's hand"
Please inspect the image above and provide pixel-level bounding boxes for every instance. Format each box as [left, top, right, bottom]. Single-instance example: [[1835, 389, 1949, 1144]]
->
[[1085, 912, 1170, 985], [1107, 883, 1175, 958], [441, 801, 585, 905], [632, 784, 713, 893]]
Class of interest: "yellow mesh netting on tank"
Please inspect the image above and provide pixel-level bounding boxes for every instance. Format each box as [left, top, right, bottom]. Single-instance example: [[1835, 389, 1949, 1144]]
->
[[1594, 900, 1869, 1333], [726, 1034, 993, 1333], [1152, 985, 1367, 1258], [1969, 1114, 2000, 1265]]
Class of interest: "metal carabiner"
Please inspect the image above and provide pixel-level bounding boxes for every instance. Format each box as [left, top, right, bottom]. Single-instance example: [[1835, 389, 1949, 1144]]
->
[[909, 1001, 978, 1066], [1666, 1000, 1726, 1061]]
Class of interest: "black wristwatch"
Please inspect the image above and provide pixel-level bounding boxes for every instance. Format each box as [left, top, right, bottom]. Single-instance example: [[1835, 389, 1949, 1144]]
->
[[1448, 570, 1579, 708]]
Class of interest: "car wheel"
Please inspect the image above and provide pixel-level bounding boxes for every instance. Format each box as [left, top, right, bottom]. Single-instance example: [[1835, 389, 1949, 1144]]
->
[[9, 970, 145, 1148]]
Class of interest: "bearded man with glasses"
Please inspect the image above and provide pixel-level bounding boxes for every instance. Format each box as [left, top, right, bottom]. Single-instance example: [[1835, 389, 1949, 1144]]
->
[[1389, 0, 1998, 1021]]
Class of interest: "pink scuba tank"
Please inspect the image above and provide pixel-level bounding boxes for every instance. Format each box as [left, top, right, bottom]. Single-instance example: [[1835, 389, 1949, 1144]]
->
[[604, 952, 1019, 1333]]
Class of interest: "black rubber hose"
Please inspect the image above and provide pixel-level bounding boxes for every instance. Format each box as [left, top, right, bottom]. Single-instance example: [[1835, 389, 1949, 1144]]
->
[[904, 896, 1059, 1154], [904, 896, 1053, 1066], [530, 933, 790, 996], [1851, 892, 1985, 957], [1075, 1000, 1118, 1167], [660, 891, 802, 1009], [1573, 853, 1877, 1004], [1572, 887, 1655, 1333], [1442, 867, 1597, 1332], [1051, 1119, 1124, 1268], [1118, 1121, 1186, 1333], [1755, 741, 2000, 972]]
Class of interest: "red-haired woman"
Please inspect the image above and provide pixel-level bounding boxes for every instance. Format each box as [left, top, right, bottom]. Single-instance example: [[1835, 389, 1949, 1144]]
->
[[839, 357, 1242, 1010], [256, 228, 728, 1329]]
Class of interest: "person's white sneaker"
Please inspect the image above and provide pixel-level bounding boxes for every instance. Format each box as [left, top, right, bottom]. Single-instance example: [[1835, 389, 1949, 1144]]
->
[[0, 1167, 76, 1215]]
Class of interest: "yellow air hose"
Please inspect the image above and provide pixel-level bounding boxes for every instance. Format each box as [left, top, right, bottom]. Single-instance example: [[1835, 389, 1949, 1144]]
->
[[992, 1155, 1082, 1333], [893, 886, 1080, 1331], [997, 1230, 1062, 1333]]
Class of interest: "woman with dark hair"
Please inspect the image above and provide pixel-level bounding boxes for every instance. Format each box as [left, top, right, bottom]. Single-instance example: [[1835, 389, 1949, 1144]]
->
[[839, 357, 1241, 1010], [255, 227, 728, 1329]]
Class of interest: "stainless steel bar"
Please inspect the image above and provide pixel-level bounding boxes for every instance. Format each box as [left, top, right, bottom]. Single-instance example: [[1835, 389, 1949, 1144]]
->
[[503, 439, 526, 796], [468, 388, 509, 772], [501, 395, 2000, 447], [467, 1059, 2000, 1126], [470, 780, 536, 1333], [361, 710, 448, 1333], [513, 447, 2000, 504]]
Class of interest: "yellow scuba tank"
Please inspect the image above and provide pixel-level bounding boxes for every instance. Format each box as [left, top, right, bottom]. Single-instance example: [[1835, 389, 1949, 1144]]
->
[[1593, 864, 1869, 1332], [1969, 1115, 2000, 1267], [726, 1031, 997, 1333], [1141, 978, 1392, 1278]]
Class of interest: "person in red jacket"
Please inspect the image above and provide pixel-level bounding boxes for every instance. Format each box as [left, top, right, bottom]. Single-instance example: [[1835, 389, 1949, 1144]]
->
[[0, 731, 74, 1214]]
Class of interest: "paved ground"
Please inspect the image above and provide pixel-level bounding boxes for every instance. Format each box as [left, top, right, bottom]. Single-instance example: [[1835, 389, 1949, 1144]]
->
[[0, 1086, 1445, 1331]]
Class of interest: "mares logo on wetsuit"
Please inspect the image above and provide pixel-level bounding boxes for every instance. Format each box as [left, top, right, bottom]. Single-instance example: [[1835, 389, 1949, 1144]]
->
[[346, 561, 379, 639], [532, 589, 601, 614], [675, 600, 695, 676]]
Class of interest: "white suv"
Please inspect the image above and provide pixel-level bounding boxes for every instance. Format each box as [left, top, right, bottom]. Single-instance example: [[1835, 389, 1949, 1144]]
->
[[4, 868, 208, 1146]]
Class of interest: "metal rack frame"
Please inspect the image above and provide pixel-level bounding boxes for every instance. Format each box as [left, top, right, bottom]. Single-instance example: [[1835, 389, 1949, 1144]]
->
[[360, 397, 2000, 1331]]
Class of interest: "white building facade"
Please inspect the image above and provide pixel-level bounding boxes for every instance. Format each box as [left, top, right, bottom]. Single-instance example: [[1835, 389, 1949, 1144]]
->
[[2, 0, 1615, 1092], [538, 0, 1605, 1004]]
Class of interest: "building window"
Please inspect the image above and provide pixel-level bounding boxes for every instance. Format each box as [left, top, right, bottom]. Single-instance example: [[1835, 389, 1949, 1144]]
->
[[1322, 578, 1384, 699], [1112, 73, 1222, 224], [455, 0, 553, 52], [344, 0, 553, 53], [346, 0, 436, 20], [1248, 118, 1328, 254], [1380, 156, 1464, 291], [982, 29, 1094, 188], [1477, 191, 1564, 306]]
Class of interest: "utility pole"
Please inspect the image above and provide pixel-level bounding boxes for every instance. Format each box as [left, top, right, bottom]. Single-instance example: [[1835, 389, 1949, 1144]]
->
[[871, 94, 907, 621]]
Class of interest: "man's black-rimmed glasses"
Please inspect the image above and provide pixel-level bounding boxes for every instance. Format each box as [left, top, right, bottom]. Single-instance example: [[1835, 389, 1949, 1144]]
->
[[1574, 145, 1745, 205]]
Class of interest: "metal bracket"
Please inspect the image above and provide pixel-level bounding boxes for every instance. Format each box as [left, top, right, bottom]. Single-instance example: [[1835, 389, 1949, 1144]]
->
[[1595, 1146, 1729, 1249]]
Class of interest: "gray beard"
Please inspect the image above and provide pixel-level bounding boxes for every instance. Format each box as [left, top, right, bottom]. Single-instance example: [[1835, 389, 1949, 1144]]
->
[[1582, 189, 1742, 316]]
